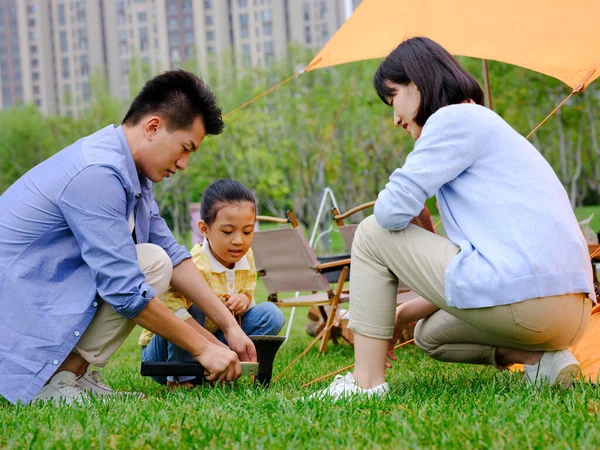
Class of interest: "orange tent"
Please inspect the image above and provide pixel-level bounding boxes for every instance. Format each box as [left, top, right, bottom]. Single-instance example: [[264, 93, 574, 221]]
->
[[305, 0, 599, 91]]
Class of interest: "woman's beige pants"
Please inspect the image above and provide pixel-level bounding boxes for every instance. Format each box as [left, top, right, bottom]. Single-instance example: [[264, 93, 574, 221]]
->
[[74, 244, 173, 367], [348, 216, 592, 366]]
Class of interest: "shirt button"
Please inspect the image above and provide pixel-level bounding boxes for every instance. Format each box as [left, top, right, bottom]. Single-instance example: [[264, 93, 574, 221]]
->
[[93, 301, 98, 307], [445, 269, 450, 275], [53, 359, 59, 365], [74, 331, 80, 337]]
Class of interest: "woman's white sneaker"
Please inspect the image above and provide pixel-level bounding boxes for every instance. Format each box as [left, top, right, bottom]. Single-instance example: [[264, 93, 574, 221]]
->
[[32, 371, 88, 405], [524, 350, 580, 388], [307, 373, 389, 401]]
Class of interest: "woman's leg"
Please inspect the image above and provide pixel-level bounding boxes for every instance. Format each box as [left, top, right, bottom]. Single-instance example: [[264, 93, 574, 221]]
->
[[349, 215, 459, 389]]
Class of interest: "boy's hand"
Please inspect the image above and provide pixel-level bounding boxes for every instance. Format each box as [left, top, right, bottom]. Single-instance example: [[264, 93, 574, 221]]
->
[[224, 293, 250, 316]]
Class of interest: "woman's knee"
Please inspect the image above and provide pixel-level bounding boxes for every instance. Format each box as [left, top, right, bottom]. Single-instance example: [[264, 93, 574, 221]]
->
[[413, 318, 442, 359], [135, 244, 173, 296]]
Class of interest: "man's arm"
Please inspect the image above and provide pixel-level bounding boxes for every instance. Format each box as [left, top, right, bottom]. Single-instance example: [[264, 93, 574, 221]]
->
[[170, 259, 257, 362], [133, 297, 240, 381]]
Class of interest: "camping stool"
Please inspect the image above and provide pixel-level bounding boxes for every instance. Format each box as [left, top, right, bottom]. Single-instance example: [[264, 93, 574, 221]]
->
[[139, 335, 285, 389], [250, 335, 286, 388]]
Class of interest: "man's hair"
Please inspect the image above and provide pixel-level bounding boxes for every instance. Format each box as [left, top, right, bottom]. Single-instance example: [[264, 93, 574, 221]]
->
[[122, 69, 224, 135], [373, 37, 484, 126]]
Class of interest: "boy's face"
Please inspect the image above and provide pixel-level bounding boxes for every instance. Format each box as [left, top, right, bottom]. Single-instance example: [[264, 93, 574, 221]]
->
[[199, 202, 256, 269], [137, 116, 206, 183]]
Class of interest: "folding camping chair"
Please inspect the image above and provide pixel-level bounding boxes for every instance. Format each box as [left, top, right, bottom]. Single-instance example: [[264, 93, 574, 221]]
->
[[253, 210, 351, 352], [331, 201, 422, 304]]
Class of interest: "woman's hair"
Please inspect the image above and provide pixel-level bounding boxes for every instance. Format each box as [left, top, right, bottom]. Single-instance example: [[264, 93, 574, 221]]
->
[[373, 37, 484, 126], [201, 179, 257, 226]]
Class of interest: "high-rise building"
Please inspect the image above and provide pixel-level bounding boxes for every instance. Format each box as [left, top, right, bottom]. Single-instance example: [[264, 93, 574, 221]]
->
[[0, 0, 361, 116]]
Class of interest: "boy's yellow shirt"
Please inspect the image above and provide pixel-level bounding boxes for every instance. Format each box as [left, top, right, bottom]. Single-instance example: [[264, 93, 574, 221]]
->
[[138, 241, 256, 347]]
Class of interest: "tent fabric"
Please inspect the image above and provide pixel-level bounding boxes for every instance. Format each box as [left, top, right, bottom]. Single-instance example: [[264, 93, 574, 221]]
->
[[305, 0, 600, 90], [510, 304, 600, 383]]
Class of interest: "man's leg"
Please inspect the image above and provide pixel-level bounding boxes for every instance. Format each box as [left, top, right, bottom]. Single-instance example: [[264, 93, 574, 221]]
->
[[73, 244, 173, 367]]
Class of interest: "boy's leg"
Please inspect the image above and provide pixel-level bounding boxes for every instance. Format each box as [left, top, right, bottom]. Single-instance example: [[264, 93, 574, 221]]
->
[[239, 303, 285, 337], [74, 244, 173, 367], [140, 335, 169, 385]]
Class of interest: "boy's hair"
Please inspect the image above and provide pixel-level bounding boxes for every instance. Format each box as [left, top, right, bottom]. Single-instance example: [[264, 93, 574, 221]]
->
[[373, 37, 484, 126], [201, 179, 257, 226], [122, 69, 224, 135]]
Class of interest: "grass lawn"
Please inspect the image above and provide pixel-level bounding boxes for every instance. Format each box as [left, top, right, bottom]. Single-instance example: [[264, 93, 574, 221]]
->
[[2, 286, 600, 449], [3, 206, 600, 448]]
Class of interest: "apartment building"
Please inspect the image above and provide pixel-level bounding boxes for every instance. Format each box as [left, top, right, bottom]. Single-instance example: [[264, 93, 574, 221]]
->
[[0, 0, 360, 116]]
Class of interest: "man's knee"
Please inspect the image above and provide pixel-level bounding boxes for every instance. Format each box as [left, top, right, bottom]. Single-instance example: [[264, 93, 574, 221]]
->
[[135, 244, 173, 296]]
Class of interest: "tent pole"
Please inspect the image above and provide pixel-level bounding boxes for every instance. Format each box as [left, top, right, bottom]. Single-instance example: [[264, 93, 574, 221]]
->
[[482, 59, 493, 110]]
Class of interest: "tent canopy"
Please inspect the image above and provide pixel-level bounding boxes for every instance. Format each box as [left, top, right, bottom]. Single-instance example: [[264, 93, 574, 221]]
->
[[306, 0, 599, 90]]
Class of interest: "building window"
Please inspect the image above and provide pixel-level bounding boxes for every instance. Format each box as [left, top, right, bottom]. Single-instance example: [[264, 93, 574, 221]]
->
[[207, 45, 215, 55], [60, 30, 68, 52], [303, 3, 310, 21], [167, 1, 177, 13], [185, 30, 194, 44], [239, 0, 248, 7], [185, 46, 194, 58], [184, 16, 193, 28], [264, 40, 274, 65], [240, 13, 249, 38], [168, 32, 179, 45], [168, 17, 177, 30], [80, 54, 89, 76], [205, 15, 214, 25], [204, 0, 213, 8], [58, 3, 66, 25], [305, 26, 311, 44], [183, 0, 192, 11], [171, 47, 180, 61], [206, 30, 215, 41], [138, 12, 147, 22], [62, 57, 69, 79], [241, 43, 250, 67], [140, 27, 149, 51]]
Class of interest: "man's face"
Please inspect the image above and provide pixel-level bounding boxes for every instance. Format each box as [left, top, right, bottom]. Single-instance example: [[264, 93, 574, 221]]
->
[[138, 116, 206, 182]]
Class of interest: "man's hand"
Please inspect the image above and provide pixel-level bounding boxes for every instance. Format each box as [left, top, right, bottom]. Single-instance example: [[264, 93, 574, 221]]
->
[[193, 343, 241, 382], [223, 326, 257, 362], [224, 293, 250, 316]]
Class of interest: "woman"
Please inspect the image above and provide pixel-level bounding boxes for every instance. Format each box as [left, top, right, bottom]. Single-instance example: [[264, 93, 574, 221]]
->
[[311, 37, 594, 400]]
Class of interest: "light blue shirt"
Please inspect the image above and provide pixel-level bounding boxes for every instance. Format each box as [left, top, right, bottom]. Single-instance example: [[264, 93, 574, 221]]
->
[[375, 104, 595, 309], [0, 125, 190, 405]]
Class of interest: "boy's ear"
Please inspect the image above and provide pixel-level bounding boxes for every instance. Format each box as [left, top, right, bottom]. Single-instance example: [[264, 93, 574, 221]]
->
[[198, 220, 209, 237]]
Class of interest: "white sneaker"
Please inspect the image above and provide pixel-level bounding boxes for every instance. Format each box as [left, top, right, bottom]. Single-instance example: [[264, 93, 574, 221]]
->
[[77, 367, 115, 396], [524, 350, 581, 388], [306, 373, 389, 401], [32, 371, 88, 405]]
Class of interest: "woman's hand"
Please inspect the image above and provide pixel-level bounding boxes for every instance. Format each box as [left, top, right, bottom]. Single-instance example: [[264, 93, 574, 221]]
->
[[224, 293, 250, 316], [386, 305, 407, 368]]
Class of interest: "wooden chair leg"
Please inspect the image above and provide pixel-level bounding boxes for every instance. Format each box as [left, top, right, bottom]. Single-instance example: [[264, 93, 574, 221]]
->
[[319, 265, 348, 353]]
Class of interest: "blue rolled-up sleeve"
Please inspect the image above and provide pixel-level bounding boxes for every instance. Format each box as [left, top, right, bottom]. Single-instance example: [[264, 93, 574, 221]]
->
[[59, 165, 154, 319], [148, 200, 191, 267], [375, 106, 480, 230]]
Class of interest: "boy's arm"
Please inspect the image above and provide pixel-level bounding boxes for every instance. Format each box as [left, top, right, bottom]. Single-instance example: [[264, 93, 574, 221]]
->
[[170, 259, 257, 362]]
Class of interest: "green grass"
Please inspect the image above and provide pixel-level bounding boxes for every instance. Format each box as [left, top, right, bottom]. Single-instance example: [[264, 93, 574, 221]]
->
[[4, 207, 600, 449], [2, 284, 600, 449]]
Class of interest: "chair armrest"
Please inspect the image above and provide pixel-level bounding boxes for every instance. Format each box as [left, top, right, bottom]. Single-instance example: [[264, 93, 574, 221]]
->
[[316, 258, 351, 273]]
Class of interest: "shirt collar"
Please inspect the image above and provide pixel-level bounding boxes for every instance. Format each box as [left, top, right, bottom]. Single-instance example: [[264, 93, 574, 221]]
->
[[114, 125, 151, 197], [202, 240, 250, 273]]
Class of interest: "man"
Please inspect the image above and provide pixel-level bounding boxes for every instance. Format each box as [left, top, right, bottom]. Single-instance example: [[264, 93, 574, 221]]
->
[[0, 70, 256, 405]]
